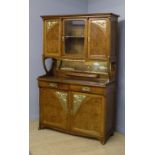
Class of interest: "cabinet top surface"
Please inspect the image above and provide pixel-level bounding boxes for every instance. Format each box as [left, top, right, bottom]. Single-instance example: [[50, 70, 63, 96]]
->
[[41, 13, 119, 19], [38, 75, 114, 87]]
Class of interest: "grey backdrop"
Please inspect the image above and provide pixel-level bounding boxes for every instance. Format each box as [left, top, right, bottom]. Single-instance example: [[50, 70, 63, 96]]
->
[[29, 0, 125, 134]]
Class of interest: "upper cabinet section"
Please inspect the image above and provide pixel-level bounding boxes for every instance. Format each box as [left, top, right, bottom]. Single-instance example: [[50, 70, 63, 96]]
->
[[44, 19, 61, 57], [42, 13, 119, 60], [62, 19, 87, 58], [88, 18, 109, 59]]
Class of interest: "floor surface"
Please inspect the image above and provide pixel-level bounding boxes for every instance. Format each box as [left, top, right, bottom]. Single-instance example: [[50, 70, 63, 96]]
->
[[30, 121, 125, 155]]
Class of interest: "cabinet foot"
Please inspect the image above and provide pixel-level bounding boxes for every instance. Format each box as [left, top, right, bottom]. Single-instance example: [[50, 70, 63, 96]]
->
[[99, 138, 106, 145], [110, 132, 114, 136], [38, 123, 45, 130]]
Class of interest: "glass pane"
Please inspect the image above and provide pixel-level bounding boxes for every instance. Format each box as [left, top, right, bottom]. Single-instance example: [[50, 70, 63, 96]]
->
[[59, 60, 108, 75], [64, 37, 84, 54], [63, 20, 85, 55], [64, 20, 85, 36]]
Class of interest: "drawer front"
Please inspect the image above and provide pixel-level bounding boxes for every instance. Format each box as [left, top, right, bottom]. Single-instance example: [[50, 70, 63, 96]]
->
[[70, 85, 105, 95], [39, 81, 105, 94], [38, 81, 69, 90]]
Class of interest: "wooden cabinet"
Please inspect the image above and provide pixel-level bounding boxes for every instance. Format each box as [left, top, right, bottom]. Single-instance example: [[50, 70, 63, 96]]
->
[[39, 86, 105, 136], [39, 13, 119, 144]]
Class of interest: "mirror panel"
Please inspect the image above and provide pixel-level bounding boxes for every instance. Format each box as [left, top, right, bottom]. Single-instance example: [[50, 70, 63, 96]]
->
[[59, 59, 108, 75]]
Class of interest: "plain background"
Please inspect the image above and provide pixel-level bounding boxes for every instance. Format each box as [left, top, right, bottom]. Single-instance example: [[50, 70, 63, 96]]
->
[[29, 0, 125, 134], [1, 0, 155, 155]]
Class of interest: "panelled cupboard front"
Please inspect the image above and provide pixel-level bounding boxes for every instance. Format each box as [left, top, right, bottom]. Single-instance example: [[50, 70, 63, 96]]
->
[[39, 83, 107, 136], [43, 16, 113, 59], [38, 13, 119, 144]]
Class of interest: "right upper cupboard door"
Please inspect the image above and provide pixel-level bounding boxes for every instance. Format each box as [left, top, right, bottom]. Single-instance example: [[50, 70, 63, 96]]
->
[[88, 18, 110, 59], [44, 19, 61, 57]]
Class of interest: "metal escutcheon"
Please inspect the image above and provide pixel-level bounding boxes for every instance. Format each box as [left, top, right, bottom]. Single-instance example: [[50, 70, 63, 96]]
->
[[49, 83, 58, 88], [82, 86, 91, 92]]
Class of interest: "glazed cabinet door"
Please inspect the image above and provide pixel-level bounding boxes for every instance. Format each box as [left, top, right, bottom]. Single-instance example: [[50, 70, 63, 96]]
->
[[70, 92, 105, 137], [43, 19, 61, 57], [88, 18, 110, 59], [62, 19, 87, 58], [40, 88, 68, 129]]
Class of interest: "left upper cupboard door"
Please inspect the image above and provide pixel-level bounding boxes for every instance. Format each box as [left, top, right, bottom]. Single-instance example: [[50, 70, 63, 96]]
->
[[44, 19, 61, 57]]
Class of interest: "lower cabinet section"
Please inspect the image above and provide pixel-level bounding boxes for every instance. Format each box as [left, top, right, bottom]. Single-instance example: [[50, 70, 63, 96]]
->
[[39, 83, 115, 144]]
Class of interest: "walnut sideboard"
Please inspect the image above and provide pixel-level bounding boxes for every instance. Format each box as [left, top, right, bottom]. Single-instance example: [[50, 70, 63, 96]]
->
[[38, 13, 119, 144]]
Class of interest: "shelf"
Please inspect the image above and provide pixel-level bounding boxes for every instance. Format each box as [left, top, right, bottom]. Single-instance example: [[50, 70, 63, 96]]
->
[[64, 36, 85, 38]]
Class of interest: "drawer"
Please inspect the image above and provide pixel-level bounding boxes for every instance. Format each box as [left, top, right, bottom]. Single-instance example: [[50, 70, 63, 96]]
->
[[70, 85, 105, 95], [38, 81, 69, 90]]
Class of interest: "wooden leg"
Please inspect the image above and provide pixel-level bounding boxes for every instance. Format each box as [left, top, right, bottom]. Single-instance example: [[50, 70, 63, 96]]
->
[[110, 132, 114, 136], [99, 137, 106, 145], [38, 123, 44, 130], [110, 129, 114, 136]]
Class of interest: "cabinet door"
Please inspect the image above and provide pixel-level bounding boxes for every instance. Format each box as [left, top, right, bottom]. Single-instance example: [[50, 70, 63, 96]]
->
[[70, 92, 105, 137], [88, 18, 109, 59], [62, 19, 87, 58], [40, 88, 68, 129], [44, 19, 61, 57]]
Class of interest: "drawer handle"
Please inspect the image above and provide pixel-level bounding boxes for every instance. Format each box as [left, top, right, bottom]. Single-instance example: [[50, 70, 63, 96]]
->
[[82, 87, 91, 92], [49, 83, 58, 88]]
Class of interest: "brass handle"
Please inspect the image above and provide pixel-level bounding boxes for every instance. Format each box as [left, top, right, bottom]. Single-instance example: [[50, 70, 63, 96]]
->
[[82, 86, 91, 92], [49, 83, 58, 88]]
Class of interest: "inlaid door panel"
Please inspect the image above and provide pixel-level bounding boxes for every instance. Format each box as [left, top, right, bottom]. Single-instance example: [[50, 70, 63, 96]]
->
[[88, 18, 109, 59], [70, 92, 105, 137], [40, 88, 68, 129], [44, 19, 61, 57]]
